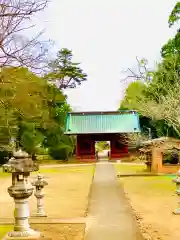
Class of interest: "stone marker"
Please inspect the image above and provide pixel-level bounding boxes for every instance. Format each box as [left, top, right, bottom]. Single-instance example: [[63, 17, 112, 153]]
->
[[173, 169, 180, 215], [2, 149, 40, 239], [32, 173, 48, 217]]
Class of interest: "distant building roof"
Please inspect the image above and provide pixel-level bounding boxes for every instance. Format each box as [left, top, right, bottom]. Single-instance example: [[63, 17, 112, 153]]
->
[[64, 110, 141, 135]]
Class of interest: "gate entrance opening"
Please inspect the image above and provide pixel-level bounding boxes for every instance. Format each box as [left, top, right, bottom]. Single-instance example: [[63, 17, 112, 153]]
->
[[95, 141, 110, 161]]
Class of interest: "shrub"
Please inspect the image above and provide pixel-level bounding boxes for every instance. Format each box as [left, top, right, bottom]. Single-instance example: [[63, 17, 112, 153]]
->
[[48, 145, 72, 161], [36, 147, 48, 155], [0, 150, 12, 165]]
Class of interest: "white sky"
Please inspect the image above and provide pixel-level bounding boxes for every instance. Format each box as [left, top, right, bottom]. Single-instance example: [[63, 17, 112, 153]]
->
[[34, 0, 177, 111]]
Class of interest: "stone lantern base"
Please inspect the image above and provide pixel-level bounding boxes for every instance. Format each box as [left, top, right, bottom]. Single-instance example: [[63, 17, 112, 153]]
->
[[173, 209, 180, 215], [3, 230, 41, 240], [32, 212, 47, 218]]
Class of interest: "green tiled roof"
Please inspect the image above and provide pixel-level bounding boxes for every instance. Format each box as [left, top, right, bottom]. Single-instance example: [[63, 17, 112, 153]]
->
[[65, 111, 140, 134]]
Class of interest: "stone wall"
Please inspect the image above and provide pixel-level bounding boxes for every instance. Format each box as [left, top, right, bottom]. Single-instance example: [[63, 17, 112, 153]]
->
[[151, 148, 163, 173], [151, 148, 179, 173], [161, 165, 180, 174]]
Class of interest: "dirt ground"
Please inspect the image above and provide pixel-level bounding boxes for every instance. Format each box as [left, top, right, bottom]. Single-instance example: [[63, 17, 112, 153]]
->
[[0, 165, 94, 219], [118, 175, 179, 240], [0, 224, 85, 240]]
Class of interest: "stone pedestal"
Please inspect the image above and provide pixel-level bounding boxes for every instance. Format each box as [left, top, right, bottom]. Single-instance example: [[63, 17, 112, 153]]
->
[[173, 196, 180, 215], [3, 192, 40, 239], [3, 229, 40, 240], [35, 190, 46, 217], [173, 169, 180, 214]]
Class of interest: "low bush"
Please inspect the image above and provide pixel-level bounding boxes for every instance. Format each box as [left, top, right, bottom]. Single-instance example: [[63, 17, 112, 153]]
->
[[0, 150, 12, 165], [48, 145, 72, 161]]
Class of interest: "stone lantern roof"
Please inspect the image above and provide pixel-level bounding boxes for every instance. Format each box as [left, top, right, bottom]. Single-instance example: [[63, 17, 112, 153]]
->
[[3, 149, 39, 173], [32, 173, 48, 188], [13, 149, 29, 158]]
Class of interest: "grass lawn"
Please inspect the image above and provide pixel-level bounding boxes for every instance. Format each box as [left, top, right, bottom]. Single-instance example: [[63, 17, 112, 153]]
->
[[117, 172, 179, 240], [0, 165, 95, 219], [37, 157, 92, 165], [115, 163, 148, 174], [0, 224, 85, 240], [0, 225, 12, 239], [36, 165, 95, 174], [0, 168, 11, 178]]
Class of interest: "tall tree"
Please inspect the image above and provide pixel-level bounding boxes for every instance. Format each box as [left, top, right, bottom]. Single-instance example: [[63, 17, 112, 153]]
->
[[41, 48, 87, 159], [120, 2, 180, 138], [45, 48, 87, 89], [0, 67, 50, 150], [161, 2, 180, 57], [168, 2, 180, 27]]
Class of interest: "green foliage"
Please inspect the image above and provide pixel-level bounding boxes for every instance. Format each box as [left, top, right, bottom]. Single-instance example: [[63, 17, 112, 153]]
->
[[20, 124, 44, 156], [0, 150, 11, 164], [119, 81, 156, 137], [120, 81, 147, 110], [163, 151, 179, 164], [0, 67, 49, 119], [0, 66, 76, 161], [95, 141, 110, 151], [36, 147, 48, 155], [0, 67, 50, 150], [48, 145, 72, 160], [48, 134, 75, 160], [168, 2, 180, 27], [161, 2, 180, 63], [120, 2, 180, 139], [120, 75, 180, 138], [40, 48, 87, 160], [161, 33, 180, 57], [45, 48, 87, 89]]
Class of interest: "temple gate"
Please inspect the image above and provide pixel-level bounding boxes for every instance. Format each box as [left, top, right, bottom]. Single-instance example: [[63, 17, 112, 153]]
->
[[65, 111, 140, 161]]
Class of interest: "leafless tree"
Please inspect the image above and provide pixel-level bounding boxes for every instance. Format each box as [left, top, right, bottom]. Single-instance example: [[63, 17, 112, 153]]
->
[[125, 68, 180, 136], [137, 87, 180, 135], [121, 57, 152, 83], [120, 132, 150, 148], [0, 0, 49, 71]]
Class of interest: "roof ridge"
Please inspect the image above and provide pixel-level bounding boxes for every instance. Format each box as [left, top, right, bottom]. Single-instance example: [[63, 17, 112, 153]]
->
[[69, 110, 137, 115], [65, 112, 140, 135]]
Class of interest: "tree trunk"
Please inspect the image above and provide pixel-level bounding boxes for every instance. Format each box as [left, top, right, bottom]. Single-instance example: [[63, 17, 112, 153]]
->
[[32, 152, 37, 161]]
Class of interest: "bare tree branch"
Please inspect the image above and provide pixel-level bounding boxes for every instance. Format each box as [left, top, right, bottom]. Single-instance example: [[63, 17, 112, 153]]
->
[[0, 0, 49, 71], [0, 0, 47, 17], [129, 74, 180, 135], [121, 57, 152, 83]]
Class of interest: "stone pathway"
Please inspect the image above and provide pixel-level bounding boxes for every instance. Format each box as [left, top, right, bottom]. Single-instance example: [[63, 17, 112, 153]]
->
[[85, 163, 144, 240]]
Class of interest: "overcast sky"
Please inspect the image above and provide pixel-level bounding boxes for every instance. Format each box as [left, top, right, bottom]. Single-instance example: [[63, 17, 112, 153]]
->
[[35, 0, 177, 111]]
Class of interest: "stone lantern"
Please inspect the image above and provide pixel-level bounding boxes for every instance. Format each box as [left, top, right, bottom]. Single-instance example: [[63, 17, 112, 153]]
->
[[32, 173, 48, 217], [173, 169, 180, 214], [2, 149, 41, 239]]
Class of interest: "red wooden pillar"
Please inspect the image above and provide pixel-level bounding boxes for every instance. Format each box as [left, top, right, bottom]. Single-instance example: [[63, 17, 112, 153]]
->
[[91, 139, 95, 159], [76, 135, 80, 159], [110, 135, 129, 160], [76, 135, 95, 161], [110, 139, 117, 159], [87, 138, 96, 160]]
